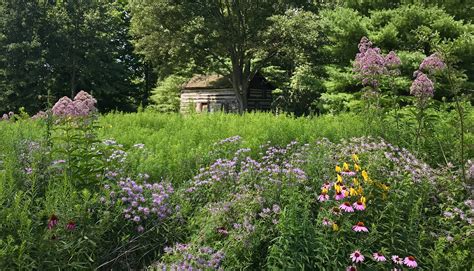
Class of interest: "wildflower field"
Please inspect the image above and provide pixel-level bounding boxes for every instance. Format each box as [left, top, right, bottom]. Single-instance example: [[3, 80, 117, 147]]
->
[[1, 105, 473, 270]]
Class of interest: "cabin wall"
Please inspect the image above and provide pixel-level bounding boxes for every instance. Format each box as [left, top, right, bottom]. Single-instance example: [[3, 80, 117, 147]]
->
[[180, 88, 272, 113]]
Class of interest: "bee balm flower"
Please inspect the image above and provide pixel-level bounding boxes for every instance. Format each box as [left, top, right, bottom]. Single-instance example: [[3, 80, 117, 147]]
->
[[352, 222, 368, 232], [404, 256, 418, 268], [350, 250, 365, 263]]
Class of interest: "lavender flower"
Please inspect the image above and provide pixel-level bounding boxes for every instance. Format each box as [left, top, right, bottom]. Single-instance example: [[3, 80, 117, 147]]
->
[[419, 53, 446, 74], [354, 38, 387, 88], [410, 72, 434, 105], [51, 91, 97, 117]]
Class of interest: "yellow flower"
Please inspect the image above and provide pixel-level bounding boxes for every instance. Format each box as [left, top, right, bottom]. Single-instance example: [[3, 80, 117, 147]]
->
[[321, 187, 329, 194], [362, 170, 369, 182], [380, 183, 390, 191], [350, 187, 358, 196], [353, 178, 359, 186], [334, 184, 342, 193], [354, 163, 360, 172], [343, 162, 349, 171], [344, 190, 350, 197], [352, 154, 359, 163], [335, 165, 341, 173], [360, 196, 366, 204], [332, 223, 339, 231], [358, 186, 363, 195], [337, 174, 343, 184]]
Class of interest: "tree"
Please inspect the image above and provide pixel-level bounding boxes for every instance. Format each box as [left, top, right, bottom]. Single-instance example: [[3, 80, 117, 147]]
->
[[44, 0, 141, 112], [130, 0, 318, 112], [0, 0, 48, 113]]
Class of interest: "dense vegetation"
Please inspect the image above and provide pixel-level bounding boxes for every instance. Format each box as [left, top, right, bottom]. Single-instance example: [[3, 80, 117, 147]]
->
[[0, 0, 473, 270], [1, 1, 473, 115]]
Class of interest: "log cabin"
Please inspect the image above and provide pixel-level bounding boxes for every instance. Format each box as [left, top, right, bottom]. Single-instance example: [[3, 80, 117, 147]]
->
[[180, 74, 273, 113]]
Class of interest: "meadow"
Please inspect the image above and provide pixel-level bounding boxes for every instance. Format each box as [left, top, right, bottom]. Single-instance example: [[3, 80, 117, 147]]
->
[[0, 107, 472, 270]]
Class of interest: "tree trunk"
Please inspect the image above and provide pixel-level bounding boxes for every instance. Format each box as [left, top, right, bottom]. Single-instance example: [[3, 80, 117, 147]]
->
[[231, 57, 250, 113]]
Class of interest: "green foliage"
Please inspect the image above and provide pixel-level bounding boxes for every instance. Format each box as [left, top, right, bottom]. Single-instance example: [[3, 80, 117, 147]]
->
[[149, 75, 188, 113], [319, 7, 369, 65], [0, 0, 143, 114]]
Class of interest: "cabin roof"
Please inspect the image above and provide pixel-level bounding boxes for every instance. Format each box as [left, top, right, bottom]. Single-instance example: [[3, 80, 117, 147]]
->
[[183, 74, 232, 89], [182, 73, 274, 91]]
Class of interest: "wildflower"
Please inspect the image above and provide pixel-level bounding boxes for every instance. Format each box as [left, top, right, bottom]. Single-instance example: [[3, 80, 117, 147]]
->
[[137, 225, 145, 232], [361, 170, 369, 182], [340, 202, 355, 212], [335, 191, 345, 201], [419, 53, 445, 74], [358, 37, 373, 54], [66, 221, 76, 231], [48, 214, 59, 230], [354, 164, 360, 172], [337, 174, 343, 183], [350, 250, 365, 263], [385, 51, 402, 69], [392, 255, 403, 265], [272, 204, 280, 214], [133, 216, 141, 222], [352, 222, 368, 232], [321, 182, 331, 191], [318, 192, 329, 202], [410, 72, 434, 104], [332, 207, 342, 216], [352, 154, 359, 163], [353, 201, 365, 211], [353, 178, 359, 186], [322, 218, 332, 226], [372, 252, 386, 262], [217, 227, 228, 236], [343, 162, 350, 171], [336, 165, 341, 172], [341, 170, 356, 177], [346, 266, 357, 271], [404, 256, 418, 268], [349, 187, 358, 196], [332, 223, 339, 231]]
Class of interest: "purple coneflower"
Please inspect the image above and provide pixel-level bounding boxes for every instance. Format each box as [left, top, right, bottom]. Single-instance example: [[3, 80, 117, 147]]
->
[[346, 266, 357, 271], [66, 220, 76, 231], [322, 218, 332, 226], [350, 250, 365, 263], [318, 192, 329, 202], [353, 201, 365, 211], [335, 191, 345, 201], [340, 202, 355, 212], [47, 214, 59, 230], [392, 255, 403, 265], [404, 256, 418, 268], [352, 222, 368, 232], [372, 252, 386, 262]]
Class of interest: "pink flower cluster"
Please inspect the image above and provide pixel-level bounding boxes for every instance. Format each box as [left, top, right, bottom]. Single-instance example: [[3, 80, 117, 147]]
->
[[410, 53, 445, 106], [410, 72, 434, 99], [353, 37, 401, 88], [1, 111, 14, 121], [51, 90, 97, 117], [349, 250, 418, 269], [419, 53, 446, 74]]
